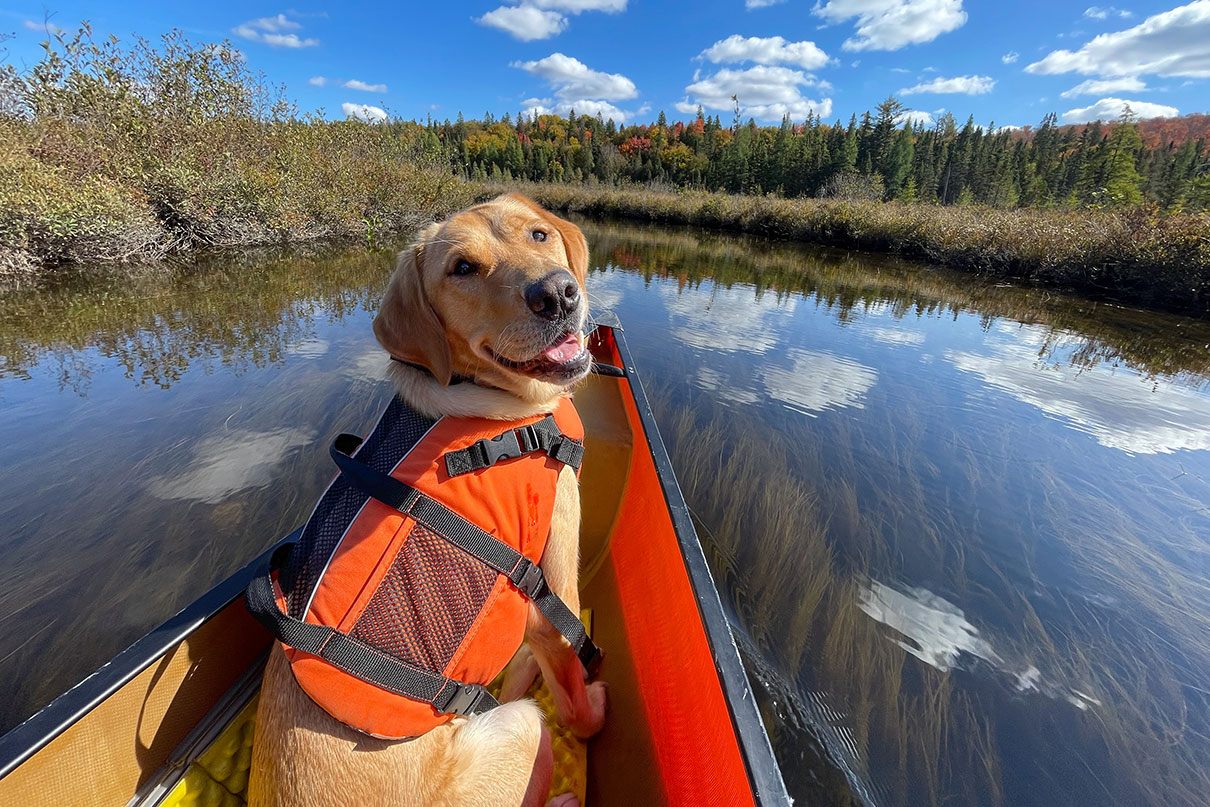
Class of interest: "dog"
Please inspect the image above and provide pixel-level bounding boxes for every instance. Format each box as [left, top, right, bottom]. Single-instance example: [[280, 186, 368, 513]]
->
[[249, 194, 607, 807]]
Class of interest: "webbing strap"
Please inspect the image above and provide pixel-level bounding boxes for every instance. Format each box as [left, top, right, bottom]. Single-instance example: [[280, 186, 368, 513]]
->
[[330, 434, 602, 676], [443, 415, 584, 478], [245, 544, 498, 717]]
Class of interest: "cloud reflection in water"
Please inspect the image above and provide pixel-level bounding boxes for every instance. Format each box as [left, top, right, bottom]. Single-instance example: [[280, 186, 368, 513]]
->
[[761, 348, 878, 417], [149, 427, 315, 504], [947, 342, 1210, 454]]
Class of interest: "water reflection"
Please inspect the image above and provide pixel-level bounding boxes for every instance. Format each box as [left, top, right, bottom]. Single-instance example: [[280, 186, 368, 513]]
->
[[861, 325, 926, 346], [584, 219, 1210, 807], [4, 220, 1210, 807], [858, 580, 999, 672], [947, 339, 1210, 455], [148, 427, 316, 504], [660, 281, 796, 355], [761, 349, 878, 417]]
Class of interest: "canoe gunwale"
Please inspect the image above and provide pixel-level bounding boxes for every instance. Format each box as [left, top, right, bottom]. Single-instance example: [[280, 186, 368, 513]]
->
[[607, 326, 792, 807], [0, 528, 299, 782]]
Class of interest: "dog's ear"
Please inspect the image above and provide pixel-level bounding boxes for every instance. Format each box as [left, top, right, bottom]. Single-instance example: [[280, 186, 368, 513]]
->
[[496, 193, 589, 286], [373, 228, 453, 386], [548, 211, 589, 287]]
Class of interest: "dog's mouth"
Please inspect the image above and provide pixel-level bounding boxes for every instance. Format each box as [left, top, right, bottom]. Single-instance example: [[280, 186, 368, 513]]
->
[[488, 331, 591, 383]]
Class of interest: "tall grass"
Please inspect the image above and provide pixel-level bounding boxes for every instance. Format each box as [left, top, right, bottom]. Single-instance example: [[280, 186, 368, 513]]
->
[[0, 26, 473, 278]]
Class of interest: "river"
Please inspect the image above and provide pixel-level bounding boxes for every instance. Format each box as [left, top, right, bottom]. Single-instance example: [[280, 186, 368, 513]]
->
[[3, 219, 1210, 806]]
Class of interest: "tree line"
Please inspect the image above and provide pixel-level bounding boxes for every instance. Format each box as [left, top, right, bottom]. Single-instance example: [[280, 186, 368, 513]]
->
[[422, 97, 1210, 211]]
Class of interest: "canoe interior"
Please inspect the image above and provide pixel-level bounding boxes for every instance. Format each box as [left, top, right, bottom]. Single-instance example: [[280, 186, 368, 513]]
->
[[0, 323, 785, 806]]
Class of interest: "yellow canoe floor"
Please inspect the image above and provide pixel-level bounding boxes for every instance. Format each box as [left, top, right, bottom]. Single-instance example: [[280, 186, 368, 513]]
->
[[161, 613, 593, 807]]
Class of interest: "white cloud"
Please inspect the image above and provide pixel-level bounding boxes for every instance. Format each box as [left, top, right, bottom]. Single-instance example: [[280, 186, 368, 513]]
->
[[1027, 1, 1210, 78], [899, 74, 995, 94], [477, 0, 625, 40], [1061, 96, 1178, 122], [698, 34, 829, 70], [233, 13, 318, 47], [344, 79, 387, 93], [812, 0, 968, 52], [1001, 50, 1020, 64], [522, 97, 631, 121], [342, 102, 388, 122], [477, 5, 568, 40], [1084, 5, 1133, 19], [897, 109, 934, 126], [513, 53, 637, 101], [683, 65, 833, 121], [761, 348, 878, 416], [747, 0, 787, 6], [1060, 76, 1146, 97], [23, 19, 63, 35], [310, 77, 387, 92], [530, 0, 626, 9]]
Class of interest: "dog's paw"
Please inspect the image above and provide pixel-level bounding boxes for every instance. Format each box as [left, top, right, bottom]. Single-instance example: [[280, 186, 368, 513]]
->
[[545, 793, 579, 807], [566, 680, 608, 739]]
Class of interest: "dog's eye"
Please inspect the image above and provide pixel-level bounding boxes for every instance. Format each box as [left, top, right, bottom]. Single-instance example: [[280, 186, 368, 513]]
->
[[451, 259, 476, 276], [532, 230, 547, 243]]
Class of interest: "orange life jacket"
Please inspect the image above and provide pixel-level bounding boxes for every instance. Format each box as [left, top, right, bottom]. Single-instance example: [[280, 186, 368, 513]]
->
[[247, 393, 599, 740]]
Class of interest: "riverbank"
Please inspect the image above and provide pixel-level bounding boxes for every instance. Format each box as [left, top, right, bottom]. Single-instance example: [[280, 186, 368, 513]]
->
[[504, 183, 1210, 316]]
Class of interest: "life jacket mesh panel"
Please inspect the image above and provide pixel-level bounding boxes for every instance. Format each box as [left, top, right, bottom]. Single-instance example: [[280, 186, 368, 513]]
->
[[282, 399, 436, 618], [349, 523, 497, 671]]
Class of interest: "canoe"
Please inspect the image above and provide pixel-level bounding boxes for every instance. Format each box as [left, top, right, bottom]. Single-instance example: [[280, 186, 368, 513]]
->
[[0, 316, 791, 807]]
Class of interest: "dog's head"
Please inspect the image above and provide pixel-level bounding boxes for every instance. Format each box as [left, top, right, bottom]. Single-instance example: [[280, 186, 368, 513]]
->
[[373, 193, 591, 395]]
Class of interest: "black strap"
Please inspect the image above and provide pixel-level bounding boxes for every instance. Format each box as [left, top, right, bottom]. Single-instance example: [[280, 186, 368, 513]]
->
[[443, 415, 584, 478], [331, 435, 602, 675], [245, 543, 499, 717]]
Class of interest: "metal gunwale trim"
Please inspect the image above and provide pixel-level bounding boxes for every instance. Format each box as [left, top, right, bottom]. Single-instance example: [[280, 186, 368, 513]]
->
[[607, 325, 792, 807], [0, 529, 300, 782]]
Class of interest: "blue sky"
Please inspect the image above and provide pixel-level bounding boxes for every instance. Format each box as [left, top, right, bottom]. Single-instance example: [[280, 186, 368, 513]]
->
[[3, 1, 1208, 128]]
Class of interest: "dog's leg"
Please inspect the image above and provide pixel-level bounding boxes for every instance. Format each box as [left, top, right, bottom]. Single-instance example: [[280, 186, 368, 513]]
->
[[439, 700, 548, 807], [526, 467, 607, 738], [499, 644, 542, 702]]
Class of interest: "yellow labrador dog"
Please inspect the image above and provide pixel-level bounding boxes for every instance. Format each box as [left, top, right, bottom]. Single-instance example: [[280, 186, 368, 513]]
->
[[250, 194, 607, 807]]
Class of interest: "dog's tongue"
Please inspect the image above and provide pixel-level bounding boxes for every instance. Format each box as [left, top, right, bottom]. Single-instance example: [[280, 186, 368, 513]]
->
[[543, 333, 582, 363]]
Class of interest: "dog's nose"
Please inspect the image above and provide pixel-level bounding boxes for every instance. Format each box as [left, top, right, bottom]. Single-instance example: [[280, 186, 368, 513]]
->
[[524, 270, 581, 321]]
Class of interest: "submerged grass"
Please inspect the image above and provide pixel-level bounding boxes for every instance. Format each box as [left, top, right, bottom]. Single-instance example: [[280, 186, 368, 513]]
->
[[623, 223, 1210, 806], [653, 379, 1210, 807]]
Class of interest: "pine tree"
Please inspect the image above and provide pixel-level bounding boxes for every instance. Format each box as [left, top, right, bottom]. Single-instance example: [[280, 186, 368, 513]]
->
[[884, 125, 914, 199], [1098, 112, 1144, 205]]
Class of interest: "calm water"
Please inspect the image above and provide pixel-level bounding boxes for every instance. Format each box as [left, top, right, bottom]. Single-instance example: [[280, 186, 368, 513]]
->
[[4, 222, 1210, 806]]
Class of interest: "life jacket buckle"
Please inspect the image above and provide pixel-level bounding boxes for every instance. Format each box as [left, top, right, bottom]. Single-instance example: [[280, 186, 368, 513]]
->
[[441, 683, 494, 716], [478, 429, 524, 467], [511, 557, 547, 598]]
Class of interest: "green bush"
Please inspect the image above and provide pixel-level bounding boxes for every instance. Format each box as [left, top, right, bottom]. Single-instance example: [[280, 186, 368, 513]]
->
[[0, 26, 474, 275]]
